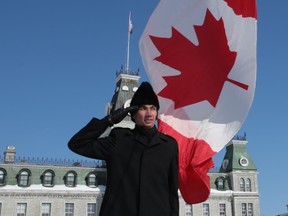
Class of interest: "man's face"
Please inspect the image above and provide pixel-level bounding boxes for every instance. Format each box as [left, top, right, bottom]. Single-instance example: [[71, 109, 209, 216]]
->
[[133, 105, 157, 129]]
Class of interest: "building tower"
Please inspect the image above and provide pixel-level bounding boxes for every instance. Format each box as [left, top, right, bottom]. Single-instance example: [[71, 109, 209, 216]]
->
[[4, 145, 16, 164], [105, 66, 140, 129], [219, 139, 260, 216]]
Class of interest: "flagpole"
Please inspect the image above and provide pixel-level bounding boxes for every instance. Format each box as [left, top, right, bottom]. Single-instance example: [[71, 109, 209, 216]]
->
[[126, 11, 132, 74]]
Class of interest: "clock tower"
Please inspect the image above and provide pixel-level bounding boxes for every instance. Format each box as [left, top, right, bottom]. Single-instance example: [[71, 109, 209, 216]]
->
[[105, 66, 140, 129], [219, 139, 257, 173]]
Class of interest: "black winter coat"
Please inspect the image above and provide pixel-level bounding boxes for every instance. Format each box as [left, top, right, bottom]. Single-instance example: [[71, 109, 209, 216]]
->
[[68, 118, 179, 216]]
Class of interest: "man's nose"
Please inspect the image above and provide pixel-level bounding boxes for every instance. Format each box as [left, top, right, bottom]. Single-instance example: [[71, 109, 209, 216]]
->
[[146, 108, 152, 115]]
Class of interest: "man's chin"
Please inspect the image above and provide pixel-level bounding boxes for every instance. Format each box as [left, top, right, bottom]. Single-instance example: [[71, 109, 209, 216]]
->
[[143, 123, 154, 128]]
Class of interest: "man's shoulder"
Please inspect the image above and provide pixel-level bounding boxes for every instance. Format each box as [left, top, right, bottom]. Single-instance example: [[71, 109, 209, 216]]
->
[[158, 131, 177, 143], [157, 132, 178, 153], [111, 127, 133, 135]]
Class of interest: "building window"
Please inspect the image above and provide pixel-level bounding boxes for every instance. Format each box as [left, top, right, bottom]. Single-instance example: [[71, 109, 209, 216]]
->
[[86, 172, 98, 187], [219, 203, 226, 216], [0, 168, 7, 186], [87, 203, 96, 216], [240, 178, 245, 191], [248, 203, 253, 216], [185, 204, 193, 216], [41, 203, 51, 216], [16, 203, 27, 216], [64, 171, 77, 187], [216, 177, 225, 191], [122, 85, 129, 91], [17, 169, 31, 187], [241, 203, 254, 216], [246, 178, 252, 192], [218, 178, 224, 190], [202, 203, 210, 216], [65, 203, 74, 216], [41, 170, 55, 187], [241, 203, 247, 216]]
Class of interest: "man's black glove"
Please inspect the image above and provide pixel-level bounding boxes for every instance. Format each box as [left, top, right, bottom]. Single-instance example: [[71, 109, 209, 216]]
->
[[102, 105, 138, 126]]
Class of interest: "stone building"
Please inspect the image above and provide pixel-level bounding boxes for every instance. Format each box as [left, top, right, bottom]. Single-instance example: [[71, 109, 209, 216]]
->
[[0, 69, 260, 215], [0, 146, 106, 216]]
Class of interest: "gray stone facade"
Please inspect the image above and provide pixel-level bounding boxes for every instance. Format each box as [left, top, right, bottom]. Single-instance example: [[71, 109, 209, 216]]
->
[[0, 156, 105, 216]]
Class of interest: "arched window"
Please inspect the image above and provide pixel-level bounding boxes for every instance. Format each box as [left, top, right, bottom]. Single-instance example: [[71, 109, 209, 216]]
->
[[17, 169, 31, 187], [122, 85, 129, 91], [64, 171, 77, 187], [86, 172, 98, 187], [0, 168, 7, 186], [240, 178, 245, 191], [246, 178, 252, 192], [41, 170, 55, 187]]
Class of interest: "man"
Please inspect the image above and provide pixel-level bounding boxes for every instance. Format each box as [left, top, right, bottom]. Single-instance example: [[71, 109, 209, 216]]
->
[[68, 82, 179, 216]]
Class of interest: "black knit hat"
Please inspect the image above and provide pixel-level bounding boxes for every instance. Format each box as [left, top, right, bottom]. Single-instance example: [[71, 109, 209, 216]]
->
[[130, 82, 160, 111]]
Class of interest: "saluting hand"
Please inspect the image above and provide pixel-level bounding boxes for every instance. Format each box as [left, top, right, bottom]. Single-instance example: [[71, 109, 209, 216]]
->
[[103, 105, 138, 126]]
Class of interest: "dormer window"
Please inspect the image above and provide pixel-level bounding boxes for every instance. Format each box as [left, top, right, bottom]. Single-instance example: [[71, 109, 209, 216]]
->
[[86, 172, 98, 188], [0, 168, 7, 186], [41, 170, 55, 187], [17, 169, 31, 187], [215, 177, 225, 191], [64, 171, 77, 187]]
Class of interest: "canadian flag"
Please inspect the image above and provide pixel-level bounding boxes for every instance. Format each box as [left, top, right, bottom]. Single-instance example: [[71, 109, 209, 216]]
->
[[129, 12, 133, 34], [139, 0, 257, 204]]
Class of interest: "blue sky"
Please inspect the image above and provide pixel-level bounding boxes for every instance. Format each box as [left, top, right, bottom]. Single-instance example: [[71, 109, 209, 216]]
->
[[0, 1, 287, 215]]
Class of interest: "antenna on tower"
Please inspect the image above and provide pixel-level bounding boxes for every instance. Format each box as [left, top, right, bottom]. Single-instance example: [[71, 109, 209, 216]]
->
[[125, 11, 133, 74]]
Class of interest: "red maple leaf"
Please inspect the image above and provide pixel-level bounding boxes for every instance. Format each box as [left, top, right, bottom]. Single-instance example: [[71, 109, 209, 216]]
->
[[224, 0, 257, 19], [149, 9, 249, 109]]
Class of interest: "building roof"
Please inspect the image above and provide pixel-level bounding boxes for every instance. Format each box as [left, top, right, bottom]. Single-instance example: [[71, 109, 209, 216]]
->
[[219, 139, 257, 173]]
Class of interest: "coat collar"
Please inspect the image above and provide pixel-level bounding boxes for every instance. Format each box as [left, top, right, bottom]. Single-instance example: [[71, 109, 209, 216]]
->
[[133, 128, 170, 147]]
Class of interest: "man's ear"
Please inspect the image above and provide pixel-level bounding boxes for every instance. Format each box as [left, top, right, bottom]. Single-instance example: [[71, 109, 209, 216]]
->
[[131, 114, 136, 123]]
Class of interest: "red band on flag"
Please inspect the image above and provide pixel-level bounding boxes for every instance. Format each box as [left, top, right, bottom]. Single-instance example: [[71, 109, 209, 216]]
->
[[158, 119, 215, 204], [224, 0, 258, 19]]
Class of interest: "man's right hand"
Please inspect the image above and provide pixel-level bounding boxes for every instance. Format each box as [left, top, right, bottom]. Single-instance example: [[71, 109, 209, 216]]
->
[[103, 105, 138, 126]]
